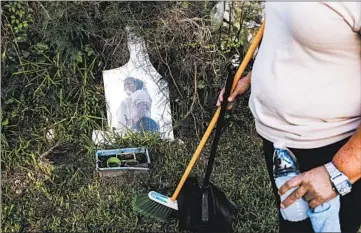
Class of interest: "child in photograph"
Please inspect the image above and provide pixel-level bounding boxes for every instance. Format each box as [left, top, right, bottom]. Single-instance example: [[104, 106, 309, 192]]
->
[[131, 90, 160, 133]]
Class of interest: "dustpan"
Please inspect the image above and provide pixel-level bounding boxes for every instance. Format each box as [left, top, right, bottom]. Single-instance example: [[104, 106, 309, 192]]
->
[[177, 64, 238, 232]]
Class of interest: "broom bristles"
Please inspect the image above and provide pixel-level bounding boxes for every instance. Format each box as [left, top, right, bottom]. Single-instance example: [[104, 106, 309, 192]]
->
[[132, 193, 175, 222]]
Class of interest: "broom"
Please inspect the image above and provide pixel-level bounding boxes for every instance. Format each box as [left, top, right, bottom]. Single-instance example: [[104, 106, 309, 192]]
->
[[132, 21, 265, 222]]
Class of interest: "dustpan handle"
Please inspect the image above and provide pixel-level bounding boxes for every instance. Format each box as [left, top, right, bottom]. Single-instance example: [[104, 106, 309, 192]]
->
[[203, 64, 235, 187], [171, 21, 265, 201]]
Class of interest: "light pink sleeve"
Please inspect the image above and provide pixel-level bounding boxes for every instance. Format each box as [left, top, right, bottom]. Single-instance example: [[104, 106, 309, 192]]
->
[[323, 2, 361, 33]]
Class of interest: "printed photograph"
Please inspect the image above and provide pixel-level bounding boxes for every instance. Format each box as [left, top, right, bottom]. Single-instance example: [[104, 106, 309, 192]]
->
[[102, 32, 174, 140], [117, 77, 159, 133]]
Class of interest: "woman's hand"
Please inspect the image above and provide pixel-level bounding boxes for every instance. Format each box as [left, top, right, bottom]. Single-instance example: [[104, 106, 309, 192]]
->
[[278, 166, 338, 209], [216, 72, 252, 109], [279, 126, 361, 209]]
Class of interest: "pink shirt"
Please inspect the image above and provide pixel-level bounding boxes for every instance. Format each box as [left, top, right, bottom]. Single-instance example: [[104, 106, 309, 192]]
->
[[249, 2, 361, 149]]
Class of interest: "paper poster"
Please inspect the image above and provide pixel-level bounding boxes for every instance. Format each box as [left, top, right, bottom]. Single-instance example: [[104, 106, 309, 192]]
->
[[93, 28, 174, 144]]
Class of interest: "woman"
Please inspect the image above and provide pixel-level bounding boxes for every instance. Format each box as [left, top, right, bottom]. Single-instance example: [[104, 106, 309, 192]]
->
[[217, 2, 361, 232], [117, 77, 145, 131]]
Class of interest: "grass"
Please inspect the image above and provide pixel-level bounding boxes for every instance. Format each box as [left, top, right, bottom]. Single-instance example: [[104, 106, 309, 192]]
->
[[1, 102, 279, 233]]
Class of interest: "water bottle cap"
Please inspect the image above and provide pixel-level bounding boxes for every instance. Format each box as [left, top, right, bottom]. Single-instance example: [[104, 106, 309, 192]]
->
[[274, 141, 286, 149]]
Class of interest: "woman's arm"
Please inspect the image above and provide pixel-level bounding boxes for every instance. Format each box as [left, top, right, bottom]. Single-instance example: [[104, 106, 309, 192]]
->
[[332, 123, 361, 184]]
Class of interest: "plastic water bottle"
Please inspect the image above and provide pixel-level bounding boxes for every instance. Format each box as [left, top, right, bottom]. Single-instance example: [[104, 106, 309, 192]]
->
[[273, 142, 309, 222]]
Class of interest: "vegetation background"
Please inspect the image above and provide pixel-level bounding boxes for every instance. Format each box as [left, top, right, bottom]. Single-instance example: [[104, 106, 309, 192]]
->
[[1, 1, 281, 232]]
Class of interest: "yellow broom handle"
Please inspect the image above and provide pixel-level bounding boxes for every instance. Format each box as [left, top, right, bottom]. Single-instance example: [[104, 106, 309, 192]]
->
[[171, 21, 265, 201]]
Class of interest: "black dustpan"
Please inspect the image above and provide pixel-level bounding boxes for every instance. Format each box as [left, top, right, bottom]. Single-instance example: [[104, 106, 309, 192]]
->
[[177, 64, 238, 233], [177, 177, 238, 232]]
